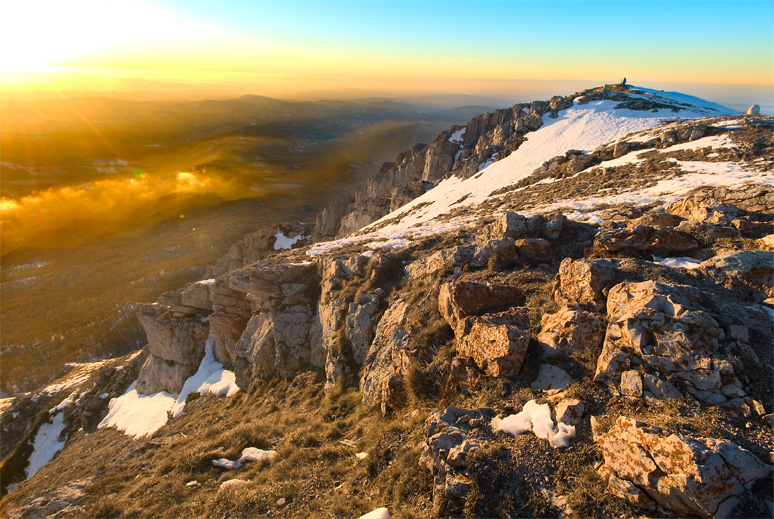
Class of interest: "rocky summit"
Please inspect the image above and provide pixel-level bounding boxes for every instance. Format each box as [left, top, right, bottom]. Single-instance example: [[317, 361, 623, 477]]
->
[[2, 85, 773, 519]]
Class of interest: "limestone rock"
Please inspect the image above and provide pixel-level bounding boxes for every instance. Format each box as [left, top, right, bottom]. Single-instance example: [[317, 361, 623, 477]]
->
[[420, 407, 491, 502], [594, 225, 698, 254], [554, 398, 584, 426], [444, 357, 483, 396], [345, 293, 380, 366], [136, 306, 209, 367], [360, 300, 411, 405], [514, 238, 551, 257], [456, 309, 530, 377], [538, 306, 606, 357], [531, 364, 573, 390], [700, 250, 774, 297], [620, 370, 643, 397], [596, 281, 745, 406], [404, 246, 474, 278], [486, 211, 527, 240], [438, 281, 526, 328], [233, 305, 314, 388], [135, 355, 194, 395], [597, 416, 771, 516], [553, 257, 617, 311]]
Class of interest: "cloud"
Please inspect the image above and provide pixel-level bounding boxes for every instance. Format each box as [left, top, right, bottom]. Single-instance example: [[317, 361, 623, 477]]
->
[[0, 171, 244, 252]]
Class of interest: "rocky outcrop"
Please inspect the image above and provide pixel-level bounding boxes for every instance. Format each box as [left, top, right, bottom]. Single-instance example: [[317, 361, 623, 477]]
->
[[456, 308, 530, 377], [596, 416, 772, 516], [700, 250, 774, 298], [595, 281, 747, 406], [420, 407, 492, 505], [438, 281, 525, 329], [553, 257, 617, 311], [228, 261, 321, 388], [594, 225, 698, 254], [537, 306, 606, 357], [135, 305, 209, 395], [359, 299, 411, 407], [212, 223, 313, 277]]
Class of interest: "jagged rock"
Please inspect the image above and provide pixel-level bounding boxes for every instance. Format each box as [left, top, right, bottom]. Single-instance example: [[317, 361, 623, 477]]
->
[[632, 212, 683, 228], [553, 257, 618, 311], [595, 281, 745, 406], [404, 245, 474, 278], [642, 373, 682, 400], [420, 407, 490, 503], [541, 212, 566, 240], [360, 300, 411, 405], [438, 281, 526, 328], [473, 238, 517, 266], [136, 355, 193, 395], [538, 306, 606, 357], [3, 478, 91, 519], [346, 293, 380, 366], [233, 305, 314, 387], [136, 306, 208, 367], [457, 308, 530, 377], [531, 364, 573, 390], [134, 305, 208, 394], [620, 370, 643, 397], [554, 398, 584, 426], [666, 185, 774, 221], [594, 225, 698, 254], [179, 283, 212, 312], [700, 250, 774, 297], [228, 261, 317, 310], [212, 223, 313, 276], [674, 220, 741, 245], [486, 211, 527, 240], [514, 237, 551, 257], [596, 416, 771, 516]]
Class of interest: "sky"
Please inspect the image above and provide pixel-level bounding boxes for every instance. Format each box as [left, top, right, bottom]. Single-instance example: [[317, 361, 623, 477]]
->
[[0, 0, 772, 100]]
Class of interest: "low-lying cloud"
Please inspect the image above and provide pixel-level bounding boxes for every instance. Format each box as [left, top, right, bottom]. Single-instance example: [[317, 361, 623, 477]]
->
[[1, 171, 247, 253]]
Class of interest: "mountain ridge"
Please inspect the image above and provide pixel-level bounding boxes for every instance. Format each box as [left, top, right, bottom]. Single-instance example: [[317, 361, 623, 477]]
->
[[2, 84, 773, 518]]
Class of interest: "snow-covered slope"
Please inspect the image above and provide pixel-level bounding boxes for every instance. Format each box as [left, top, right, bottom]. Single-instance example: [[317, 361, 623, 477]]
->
[[308, 85, 752, 256]]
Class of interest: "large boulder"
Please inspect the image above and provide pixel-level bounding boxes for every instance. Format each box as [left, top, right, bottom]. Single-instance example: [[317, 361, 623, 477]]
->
[[596, 416, 771, 516], [537, 306, 606, 357], [438, 281, 526, 328], [595, 281, 745, 405], [456, 308, 530, 377], [553, 257, 617, 311]]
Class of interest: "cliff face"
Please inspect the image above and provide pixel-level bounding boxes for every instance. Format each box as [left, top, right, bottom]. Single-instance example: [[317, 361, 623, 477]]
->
[[3, 87, 774, 518]]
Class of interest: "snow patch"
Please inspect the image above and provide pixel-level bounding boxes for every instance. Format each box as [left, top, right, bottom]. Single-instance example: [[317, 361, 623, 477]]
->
[[98, 382, 176, 439], [26, 412, 67, 478], [448, 128, 466, 144], [213, 447, 278, 470], [366, 239, 411, 251], [492, 400, 575, 448], [171, 334, 240, 418], [653, 256, 702, 269], [661, 134, 737, 153], [196, 278, 216, 286]]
